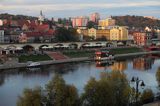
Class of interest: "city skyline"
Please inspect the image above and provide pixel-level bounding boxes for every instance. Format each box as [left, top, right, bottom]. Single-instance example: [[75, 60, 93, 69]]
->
[[0, 0, 160, 19]]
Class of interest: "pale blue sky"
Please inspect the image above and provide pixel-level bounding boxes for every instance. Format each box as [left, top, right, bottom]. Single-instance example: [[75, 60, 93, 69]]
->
[[0, 0, 160, 19]]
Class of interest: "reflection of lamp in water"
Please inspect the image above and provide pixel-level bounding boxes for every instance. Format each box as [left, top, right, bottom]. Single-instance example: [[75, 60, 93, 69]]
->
[[131, 77, 145, 104]]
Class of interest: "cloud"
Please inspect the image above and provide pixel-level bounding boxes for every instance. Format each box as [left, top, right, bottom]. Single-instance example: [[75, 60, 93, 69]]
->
[[1, 1, 160, 11], [0, 0, 160, 18]]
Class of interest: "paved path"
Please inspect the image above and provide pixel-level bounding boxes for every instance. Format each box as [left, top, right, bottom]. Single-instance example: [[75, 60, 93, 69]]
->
[[46, 51, 69, 60]]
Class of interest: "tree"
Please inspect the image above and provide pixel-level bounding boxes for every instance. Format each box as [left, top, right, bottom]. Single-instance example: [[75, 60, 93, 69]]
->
[[45, 74, 79, 106], [55, 27, 79, 42], [81, 72, 131, 106], [17, 87, 42, 106], [87, 21, 97, 29], [140, 89, 154, 104]]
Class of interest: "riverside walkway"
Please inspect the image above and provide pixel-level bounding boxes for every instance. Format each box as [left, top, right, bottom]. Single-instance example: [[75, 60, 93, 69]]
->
[[0, 51, 160, 70]]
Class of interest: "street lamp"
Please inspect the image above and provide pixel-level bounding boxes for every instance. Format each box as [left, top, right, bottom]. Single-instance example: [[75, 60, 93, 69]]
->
[[131, 76, 145, 104]]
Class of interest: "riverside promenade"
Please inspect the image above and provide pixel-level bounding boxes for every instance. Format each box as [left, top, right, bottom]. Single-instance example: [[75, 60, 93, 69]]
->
[[0, 51, 160, 70]]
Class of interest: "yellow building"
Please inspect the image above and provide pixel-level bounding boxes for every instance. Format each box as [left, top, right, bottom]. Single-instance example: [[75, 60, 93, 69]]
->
[[98, 18, 115, 27], [88, 28, 96, 39], [77, 29, 88, 36], [111, 61, 127, 71], [77, 28, 110, 40], [110, 26, 128, 41], [96, 29, 110, 40]]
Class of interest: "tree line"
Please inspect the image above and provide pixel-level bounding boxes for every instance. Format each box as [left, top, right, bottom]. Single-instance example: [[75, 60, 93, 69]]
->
[[17, 71, 157, 106], [112, 15, 160, 28]]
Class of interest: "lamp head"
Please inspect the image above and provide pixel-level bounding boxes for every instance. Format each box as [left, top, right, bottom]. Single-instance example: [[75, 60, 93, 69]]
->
[[131, 77, 135, 82], [140, 81, 145, 89]]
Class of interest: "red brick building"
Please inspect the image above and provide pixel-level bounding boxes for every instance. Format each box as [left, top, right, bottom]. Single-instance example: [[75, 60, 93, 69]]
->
[[133, 32, 152, 46]]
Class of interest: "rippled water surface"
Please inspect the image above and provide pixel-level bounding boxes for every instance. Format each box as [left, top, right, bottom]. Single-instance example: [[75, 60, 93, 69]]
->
[[0, 55, 160, 106]]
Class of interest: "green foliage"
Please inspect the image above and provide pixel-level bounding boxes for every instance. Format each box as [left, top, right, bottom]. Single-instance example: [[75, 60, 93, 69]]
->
[[18, 54, 52, 62], [63, 50, 95, 58], [81, 71, 131, 106], [55, 27, 79, 42], [109, 47, 142, 55], [87, 21, 97, 29], [112, 15, 160, 28], [46, 74, 79, 106], [140, 89, 154, 104], [17, 87, 42, 106]]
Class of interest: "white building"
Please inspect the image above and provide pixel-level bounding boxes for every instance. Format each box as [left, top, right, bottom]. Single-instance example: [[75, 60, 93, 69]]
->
[[0, 19, 3, 26], [0, 30, 4, 43]]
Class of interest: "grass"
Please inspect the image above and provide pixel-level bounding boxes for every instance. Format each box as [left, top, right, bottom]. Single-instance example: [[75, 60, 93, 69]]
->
[[109, 47, 143, 55], [18, 54, 52, 62], [63, 47, 143, 58], [63, 50, 95, 58]]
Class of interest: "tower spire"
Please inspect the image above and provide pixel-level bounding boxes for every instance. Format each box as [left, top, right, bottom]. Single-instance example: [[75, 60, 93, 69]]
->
[[40, 10, 43, 16]]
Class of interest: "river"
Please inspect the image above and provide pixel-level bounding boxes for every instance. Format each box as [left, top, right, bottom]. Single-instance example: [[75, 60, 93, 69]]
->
[[0, 54, 160, 106]]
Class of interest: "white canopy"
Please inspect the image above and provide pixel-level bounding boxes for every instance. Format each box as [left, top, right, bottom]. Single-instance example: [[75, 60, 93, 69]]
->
[[16, 47, 23, 50]]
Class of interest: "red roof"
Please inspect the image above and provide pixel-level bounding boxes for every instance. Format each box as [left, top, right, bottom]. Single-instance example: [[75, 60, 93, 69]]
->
[[24, 30, 54, 37], [35, 24, 49, 32]]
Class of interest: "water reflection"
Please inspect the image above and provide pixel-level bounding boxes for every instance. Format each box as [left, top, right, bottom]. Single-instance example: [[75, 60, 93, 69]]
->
[[96, 60, 114, 70], [111, 60, 127, 71], [0, 74, 5, 86], [156, 67, 160, 89], [133, 56, 154, 71]]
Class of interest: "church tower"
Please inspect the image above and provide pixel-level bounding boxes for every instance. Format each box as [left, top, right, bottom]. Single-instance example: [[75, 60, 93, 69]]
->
[[38, 10, 45, 24]]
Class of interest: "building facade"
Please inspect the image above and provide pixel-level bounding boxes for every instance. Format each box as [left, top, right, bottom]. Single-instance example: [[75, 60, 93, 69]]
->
[[78, 28, 110, 40], [88, 28, 96, 39], [110, 26, 128, 41], [96, 29, 110, 40], [0, 19, 3, 26], [133, 32, 152, 46], [90, 13, 100, 23], [71, 16, 89, 28], [98, 18, 115, 28]]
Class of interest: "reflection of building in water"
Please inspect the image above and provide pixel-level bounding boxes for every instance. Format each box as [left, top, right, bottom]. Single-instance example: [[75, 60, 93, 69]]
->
[[95, 60, 114, 70], [111, 61, 127, 71], [133, 57, 154, 71]]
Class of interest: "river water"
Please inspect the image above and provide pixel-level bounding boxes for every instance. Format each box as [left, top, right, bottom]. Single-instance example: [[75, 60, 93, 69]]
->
[[0, 55, 160, 106]]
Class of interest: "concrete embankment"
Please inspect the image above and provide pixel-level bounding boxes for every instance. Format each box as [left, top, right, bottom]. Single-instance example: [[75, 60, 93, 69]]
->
[[0, 51, 160, 70]]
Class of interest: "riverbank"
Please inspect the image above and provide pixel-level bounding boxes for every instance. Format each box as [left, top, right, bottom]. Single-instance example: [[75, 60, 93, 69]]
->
[[63, 47, 143, 58], [0, 51, 160, 70]]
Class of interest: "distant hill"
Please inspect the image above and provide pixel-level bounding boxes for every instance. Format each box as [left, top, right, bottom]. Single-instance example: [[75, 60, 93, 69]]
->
[[112, 15, 160, 28], [0, 13, 38, 20]]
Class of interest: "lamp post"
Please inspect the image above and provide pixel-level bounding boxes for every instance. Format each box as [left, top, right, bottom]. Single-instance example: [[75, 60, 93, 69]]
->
[[131, 76, 145, 104]]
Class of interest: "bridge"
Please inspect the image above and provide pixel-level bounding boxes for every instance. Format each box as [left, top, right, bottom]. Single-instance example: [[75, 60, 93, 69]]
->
[[0, 41, 132, 55]]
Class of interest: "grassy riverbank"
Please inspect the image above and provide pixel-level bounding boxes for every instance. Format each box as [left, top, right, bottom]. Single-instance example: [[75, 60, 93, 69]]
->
[[18, 54, 52, 62], [63, 47, 143, 58], [109, 47, 143, 55], [63, 50, 95, 58]]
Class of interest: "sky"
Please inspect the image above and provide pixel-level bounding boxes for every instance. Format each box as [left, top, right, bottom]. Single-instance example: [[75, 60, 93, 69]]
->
[[0, 0, 160, 19]]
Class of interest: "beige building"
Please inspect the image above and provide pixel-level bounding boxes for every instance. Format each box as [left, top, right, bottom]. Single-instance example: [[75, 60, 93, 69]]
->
[[88, 28, 96, 39], [110, 26, 128, 41], [98, 18, 115, 27], [78, 28, 110, 40]]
